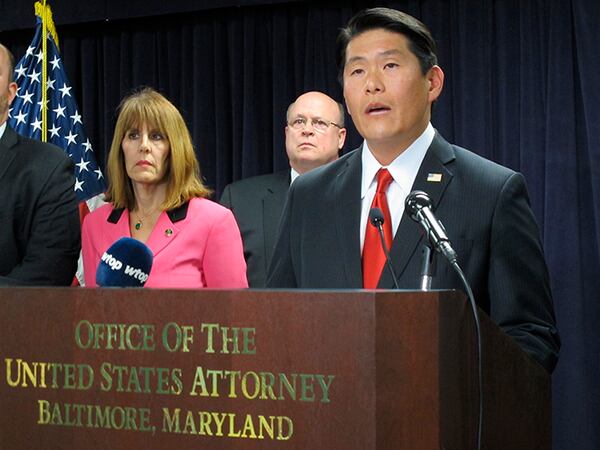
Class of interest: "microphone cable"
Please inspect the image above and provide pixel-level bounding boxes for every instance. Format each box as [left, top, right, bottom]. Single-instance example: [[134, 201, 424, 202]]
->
[[405, 190, 483, 450], [369, 207, 400, 289], [451, 260, 483, 450]]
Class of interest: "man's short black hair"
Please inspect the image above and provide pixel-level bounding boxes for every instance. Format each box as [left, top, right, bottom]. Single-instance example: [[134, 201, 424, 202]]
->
[[336, 7, 438, 84]]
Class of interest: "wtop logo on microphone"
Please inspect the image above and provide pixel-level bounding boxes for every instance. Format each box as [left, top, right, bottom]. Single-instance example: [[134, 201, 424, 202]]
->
[[100, 251, 149, 284]]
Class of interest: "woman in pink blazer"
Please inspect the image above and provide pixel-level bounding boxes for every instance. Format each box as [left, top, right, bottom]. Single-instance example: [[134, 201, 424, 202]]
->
[[82, 88, 247, 288]]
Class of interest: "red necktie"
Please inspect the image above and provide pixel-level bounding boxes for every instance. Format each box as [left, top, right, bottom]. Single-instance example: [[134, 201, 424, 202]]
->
[[362, 168, 394, 289]]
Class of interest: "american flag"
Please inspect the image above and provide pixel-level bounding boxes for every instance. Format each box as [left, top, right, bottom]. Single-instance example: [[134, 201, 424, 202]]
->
[[8, 2, 106, 285], [7, 8, 106, 203]]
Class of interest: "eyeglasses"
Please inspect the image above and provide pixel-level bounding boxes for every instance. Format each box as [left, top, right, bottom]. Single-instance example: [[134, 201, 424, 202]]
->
[[288, 117, 342, 133]]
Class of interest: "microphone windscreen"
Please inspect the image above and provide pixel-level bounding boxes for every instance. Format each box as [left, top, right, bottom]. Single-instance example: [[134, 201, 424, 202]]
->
[[369, 207, 385, 226], [95, 237, 153, 287]]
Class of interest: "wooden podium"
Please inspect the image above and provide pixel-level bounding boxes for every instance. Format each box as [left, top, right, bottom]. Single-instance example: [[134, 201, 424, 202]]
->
[[0, 288, 550, 449]]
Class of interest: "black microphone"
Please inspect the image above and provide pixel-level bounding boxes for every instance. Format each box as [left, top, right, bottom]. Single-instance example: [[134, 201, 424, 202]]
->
[[406, 190, 483, 450], [420, 243, 437, 291], [368, 207, 400, 289], [95, 237, 153, 287], [405, 190, 458, 264]]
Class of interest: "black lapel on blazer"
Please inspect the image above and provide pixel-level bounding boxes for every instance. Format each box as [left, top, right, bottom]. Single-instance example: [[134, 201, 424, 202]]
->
[[335, 150, 363, 288], [107, 208, 124, 223], [108, 202, 190, 225], [378, 132, 456, 288], [0, 127, 18, 182], [263, 171, 290, 268], [167, 201, 190, 223]]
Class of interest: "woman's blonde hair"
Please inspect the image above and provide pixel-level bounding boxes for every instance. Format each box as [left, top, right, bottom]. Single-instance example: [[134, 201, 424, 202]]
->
[[105, 87, 211, 210]]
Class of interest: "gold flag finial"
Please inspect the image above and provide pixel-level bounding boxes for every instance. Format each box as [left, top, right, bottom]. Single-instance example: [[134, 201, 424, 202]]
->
[[34, 1, 59, 49]]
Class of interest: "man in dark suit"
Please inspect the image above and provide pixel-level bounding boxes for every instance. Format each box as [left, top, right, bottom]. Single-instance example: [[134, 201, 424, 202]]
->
[[221, 91, 346, 287], [266, 8, 560, 373], [0, 43, 80, 286]]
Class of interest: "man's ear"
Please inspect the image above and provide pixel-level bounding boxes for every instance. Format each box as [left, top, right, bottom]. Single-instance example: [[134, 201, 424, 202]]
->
[[427, 65, 444, 103], [338, 128, 347, 150], [7, 81, 17, 107]]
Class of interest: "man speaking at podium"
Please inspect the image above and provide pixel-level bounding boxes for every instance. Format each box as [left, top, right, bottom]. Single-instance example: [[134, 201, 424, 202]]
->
[[266, 8, 560, 373], [0, 43, 80, 286]]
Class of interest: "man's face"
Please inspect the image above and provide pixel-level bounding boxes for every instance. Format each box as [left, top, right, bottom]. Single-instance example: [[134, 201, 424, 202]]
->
[[0, 47, 17, 125], [285, 92, 346, 174], [342, 29, 443, 156]]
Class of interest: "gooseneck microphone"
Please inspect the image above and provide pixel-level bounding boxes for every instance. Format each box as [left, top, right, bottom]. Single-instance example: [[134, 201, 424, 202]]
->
[[405, 190, 483, 450], [368, 207, 400, 289], [95, 237, 153, 287], [420, 244, 436, 291], [405, 190, 458, 264]]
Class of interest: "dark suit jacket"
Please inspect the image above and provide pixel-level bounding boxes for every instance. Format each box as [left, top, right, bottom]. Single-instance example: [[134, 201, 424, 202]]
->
[[267, 133, 560, 372], [0, 126, 80, 286], [220, 171, 289, 287]]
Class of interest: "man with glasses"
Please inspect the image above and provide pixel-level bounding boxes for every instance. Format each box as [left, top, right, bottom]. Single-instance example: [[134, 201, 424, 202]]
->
[[221, 91, 346, 287]]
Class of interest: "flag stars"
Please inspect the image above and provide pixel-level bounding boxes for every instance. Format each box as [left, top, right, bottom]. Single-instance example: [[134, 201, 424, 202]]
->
[[37, 98, 50, 109], [50, 55, 60, 70], [82, 139, 93, 152], [14, 65, 27, 79], [58, 83, 72, 98], [27, 70, 40, 84], [76, 158, 91, 173], [65, 130, 79, 146], [14, 110, 27, 125], [70, 111, 82, 125], [31, 117, 43, 132], [53, 104, 66, 118], [74, 179, 84, 192], [8, 27, 106, 202], [21, 91, 34, 104], [49, 124, 61, 138]]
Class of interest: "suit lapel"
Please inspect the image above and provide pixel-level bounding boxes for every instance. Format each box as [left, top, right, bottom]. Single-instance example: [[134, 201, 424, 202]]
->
[[335, 150, 363, 288], [145, 203, 188, 257], [105, 208, 133, 251], [109, 203, 187, 258], [0, 127, 18, 182], [263, 171, 290, 267], [145, 213, 179, 257], [378, 132, 456, 288]]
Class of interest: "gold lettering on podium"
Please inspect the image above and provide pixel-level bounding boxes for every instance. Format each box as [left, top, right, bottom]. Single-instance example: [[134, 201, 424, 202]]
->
[[1, 318, 336, 443], [161, 408, 293, 440]]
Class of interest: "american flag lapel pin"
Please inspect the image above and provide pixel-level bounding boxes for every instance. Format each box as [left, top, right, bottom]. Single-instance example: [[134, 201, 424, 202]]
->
[[427, 173, 443, 183]]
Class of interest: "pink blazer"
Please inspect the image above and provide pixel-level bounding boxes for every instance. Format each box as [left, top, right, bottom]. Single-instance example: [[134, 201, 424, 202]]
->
[[82, 197, 248, 288]]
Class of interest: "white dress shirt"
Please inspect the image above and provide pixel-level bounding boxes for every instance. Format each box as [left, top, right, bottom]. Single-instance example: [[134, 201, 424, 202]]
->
[[0, 122, 6, 140], [359, 123, 435, 251], [290, 167, 300, 185]]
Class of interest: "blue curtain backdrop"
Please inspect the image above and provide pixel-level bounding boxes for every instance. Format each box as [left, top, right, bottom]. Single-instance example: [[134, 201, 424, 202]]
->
[[1, 1, 598, 448]]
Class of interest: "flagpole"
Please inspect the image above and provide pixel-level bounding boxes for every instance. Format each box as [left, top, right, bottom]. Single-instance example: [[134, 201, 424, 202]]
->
[[9, 0, 106, 211], [35, 1, 60, 143], [40, 0, 48, 142]]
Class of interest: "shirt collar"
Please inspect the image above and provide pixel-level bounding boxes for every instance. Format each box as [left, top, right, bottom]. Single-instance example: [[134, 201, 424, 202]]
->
[[361, 123, 435, 198], [0, 122, 6, 141], [290, 167, 301, 184]]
